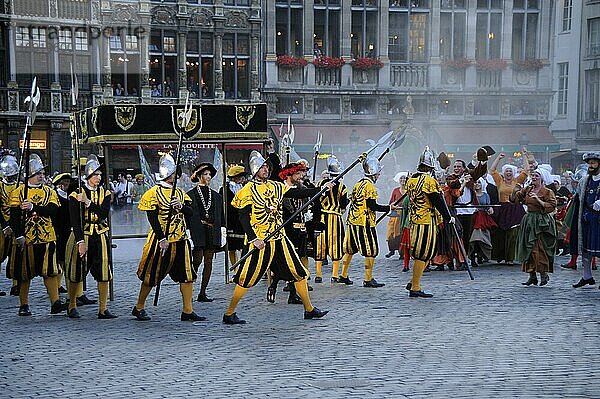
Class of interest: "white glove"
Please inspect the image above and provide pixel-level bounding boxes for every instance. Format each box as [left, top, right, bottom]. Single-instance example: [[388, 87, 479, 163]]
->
[[593, 200, 600, 211], [221, 227, 227, 247], [304, 209, 313, 222]]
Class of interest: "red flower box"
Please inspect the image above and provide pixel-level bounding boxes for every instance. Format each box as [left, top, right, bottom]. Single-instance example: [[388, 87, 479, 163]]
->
[[443, 58, 472, 70], [351, 57, 384, 70], [476, 59, 508, 71], [276, 55, 308, 69], [313, 56, 346, 69], [513, 59, 544, 71]]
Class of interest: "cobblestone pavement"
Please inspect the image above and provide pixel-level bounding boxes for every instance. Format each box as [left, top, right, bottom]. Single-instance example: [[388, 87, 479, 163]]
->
[[1, 237, 599, 398]]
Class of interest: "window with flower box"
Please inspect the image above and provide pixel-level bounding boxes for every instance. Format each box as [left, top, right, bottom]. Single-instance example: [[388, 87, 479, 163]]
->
[[476, 1, 502, 60], [276, 1, 303, 57], [352, 1, 379, 58], [440, 0, 466, 60], [314, 1, 341, 57], [186, 31, 214, 99], [512, 0, 539, 60], [389, 1, 429, 62]]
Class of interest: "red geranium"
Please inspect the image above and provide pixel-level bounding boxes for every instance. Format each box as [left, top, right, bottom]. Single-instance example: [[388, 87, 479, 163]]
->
[[443, 58, 472, 70], [476, 59, 508, 71], [351, 57, 384, 70], [513, 59, 544, 71], [276, 55, 308, 69], [313, 56, 346, 69]]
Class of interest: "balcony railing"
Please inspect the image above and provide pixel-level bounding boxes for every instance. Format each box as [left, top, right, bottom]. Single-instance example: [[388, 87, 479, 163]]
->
[[315, 68, 341, 86], [476, 70, 502, 89], [58, 0, 91, 20], [390, 64, 428, 88], [13, 0, 49, 17], [277, 67, 304, 84], [0, 88, 94, 115]]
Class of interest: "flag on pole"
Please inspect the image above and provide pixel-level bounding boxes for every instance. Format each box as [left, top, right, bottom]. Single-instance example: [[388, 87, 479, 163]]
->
[[210, 146, 222, 191], [138, 145, 156, 186]]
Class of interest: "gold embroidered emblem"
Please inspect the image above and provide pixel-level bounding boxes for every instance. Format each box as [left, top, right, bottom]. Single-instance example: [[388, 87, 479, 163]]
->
[[115, 106, 136, 131], [79, 111, 88, 141], [235, 105, 256, 130]]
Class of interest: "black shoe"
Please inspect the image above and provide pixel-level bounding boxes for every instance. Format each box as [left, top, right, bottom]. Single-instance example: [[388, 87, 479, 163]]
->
[[432, 264, 445, 271], [287, 293, 303, 304], [363, 279, 385, 288], [338, 276, 353, 285], [304, 307, 329, 320], [58, 286, 67, 294], [455, 263, 466, 271], [409, 290, 433, 298], [181, 311, 206, 321], [77, 295, 97, 306], [10, 285, 19, 296], [405, 282, 412, 291], [385, 251, 395, 258], [266, 287, 276, 303], [314, 277, 323, 283], [196, 293, 214, 302], [223, 312, 246, 324], [282, 284, 290, 292], [51, 300, 68, 314], [540, 274, 550, 286], [0, 290, 5, 296], [470, 257, 479, 268], [98, 309, 118, 319], [67, 308, 81, 319], [132, 306, 151, 321], [308, 285, 313, 292], [522, 276, 538, 286], [331, 277, 339, 283], [446, 262, 454, 271], [573, 277, 595, 288], [18, 304, 32, 316]]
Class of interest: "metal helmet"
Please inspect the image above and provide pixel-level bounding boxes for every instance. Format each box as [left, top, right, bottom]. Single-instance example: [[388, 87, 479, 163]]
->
[[583, 151, 600, 162], [249, 150, 268, 177], [297, 158, 310, 170], [0, 154, 18, 179], [84, 154, 101, 179], [362, 157, 383, 176], [327, 156, 343, 176], [419, 146, 436, 169], [156, 153, 176, 181], [28, 153, 44, 177], [573, 163, 588, 181]]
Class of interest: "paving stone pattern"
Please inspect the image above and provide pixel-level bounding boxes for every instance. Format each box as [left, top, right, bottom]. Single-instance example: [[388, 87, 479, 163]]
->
[[0, 238, 598, 398]]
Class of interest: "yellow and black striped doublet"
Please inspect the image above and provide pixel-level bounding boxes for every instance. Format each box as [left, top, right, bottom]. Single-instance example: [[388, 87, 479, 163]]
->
[[0, 181, 16, 263], [405, 173, 443, 261], [8, 185, 60, 280], [343, 178, 379, 257], [234, 236, 307, 288], [315, 179, 347, 261], [65, 185, 112, 283], [136, 184, 196, 287]]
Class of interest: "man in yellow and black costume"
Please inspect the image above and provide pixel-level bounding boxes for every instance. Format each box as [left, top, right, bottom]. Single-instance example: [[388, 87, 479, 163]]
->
[[8, 154, 67, 316], [132, 154, 204, 322], [340, 157, 390, 288], [314, 156, 348, 283], [0, 150, 19, 297], [65, 155, 116, 319], [223, 150, 331, 324], [405, 147, 454, 298]]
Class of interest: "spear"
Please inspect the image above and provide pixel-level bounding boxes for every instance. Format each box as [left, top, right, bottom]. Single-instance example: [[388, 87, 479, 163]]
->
[[229, 130, 396, 272], [17, 77, 40, 191], [154, 93, 193, 306], [311, 131, 322, 182]]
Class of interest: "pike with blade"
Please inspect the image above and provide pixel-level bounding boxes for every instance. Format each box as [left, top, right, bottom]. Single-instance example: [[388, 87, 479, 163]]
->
[[230, 130, 393, 271], [154, 94, 193, 306], [311, 131, 322, 182]]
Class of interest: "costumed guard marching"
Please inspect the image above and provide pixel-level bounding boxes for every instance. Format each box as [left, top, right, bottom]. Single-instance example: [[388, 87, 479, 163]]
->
[[64, 156, 116, 319], [314, 156, 348, 283], [223, 150, 331, 324], [53, 172, 73, 296], [570, 152, 600, 289], [8, 154, 67, 316], [220, 164, 247, 267], [132, 154, 204, 322], [187, 162, 224, 303], [405, 148, 453, 298], [0, 150, 18, 297], [340, 157, 390, 287]]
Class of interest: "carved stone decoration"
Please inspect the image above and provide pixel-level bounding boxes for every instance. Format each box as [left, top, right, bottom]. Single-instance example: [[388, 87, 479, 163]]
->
[[91, 1, 100, 20], [51, 92, 62, 113], [141, 72, 150, 88], [342, 97, 351, 118], [501, 98, 510, 118], [152, 5, 176, 25], [305, 95, 314, 114], [378, 97, 389, 116], [224, 10, 249, 29], [102, 72, 111, 87], [178, 69, 186, 88], [214, 72, 223, 90], [51, 120, 63, 130], [189, 8, 214, 28], [515, 70, 532, 85], [113, 4, 139, 22], [264, 94, 276, 117], [465, 98, 475, 119], [250, 73, 259, 90], [4, 0, 11, 14], [8, 91, 18, 112], [50, 0, 58, 18]]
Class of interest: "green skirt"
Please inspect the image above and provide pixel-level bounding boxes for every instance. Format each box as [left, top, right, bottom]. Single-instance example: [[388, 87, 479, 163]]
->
[[516, 212, 556, 273]]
